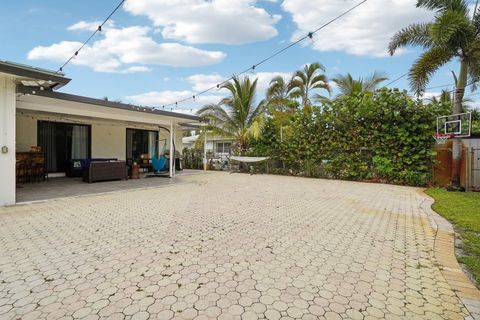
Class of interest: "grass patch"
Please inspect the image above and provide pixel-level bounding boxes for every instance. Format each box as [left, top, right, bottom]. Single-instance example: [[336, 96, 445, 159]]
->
[[425, 188, 480, 286]]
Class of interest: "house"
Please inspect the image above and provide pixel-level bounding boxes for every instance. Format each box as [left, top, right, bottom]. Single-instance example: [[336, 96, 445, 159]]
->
[[0, 60, 206, 206], [182, 133, 233, 161]]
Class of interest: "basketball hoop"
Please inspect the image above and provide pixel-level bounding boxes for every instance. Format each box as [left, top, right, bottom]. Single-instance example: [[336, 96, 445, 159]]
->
[[433, 133, 452, 145]]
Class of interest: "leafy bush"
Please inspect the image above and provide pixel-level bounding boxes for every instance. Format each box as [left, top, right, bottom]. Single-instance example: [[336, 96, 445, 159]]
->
[[182, 148, 203, 169], [251, 89, 445, 186]]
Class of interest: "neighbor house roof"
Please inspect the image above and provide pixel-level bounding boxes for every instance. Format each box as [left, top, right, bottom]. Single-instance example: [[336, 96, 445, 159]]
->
[[182, 135, 233, 144]]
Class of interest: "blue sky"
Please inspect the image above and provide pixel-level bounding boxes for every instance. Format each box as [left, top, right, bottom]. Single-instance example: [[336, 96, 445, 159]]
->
[[1, 0, 476, 112]]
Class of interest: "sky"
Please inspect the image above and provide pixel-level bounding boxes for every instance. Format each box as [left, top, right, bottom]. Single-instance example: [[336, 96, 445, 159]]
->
[[1, 0, 478, 113]]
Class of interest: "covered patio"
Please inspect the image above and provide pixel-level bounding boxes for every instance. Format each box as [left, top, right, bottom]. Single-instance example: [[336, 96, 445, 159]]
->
[[0, 60, 207, 206]]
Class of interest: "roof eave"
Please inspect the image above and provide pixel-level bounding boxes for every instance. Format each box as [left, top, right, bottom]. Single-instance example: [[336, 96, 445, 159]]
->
[[0, 61, 71, 90], [17, 85, 208, 123]]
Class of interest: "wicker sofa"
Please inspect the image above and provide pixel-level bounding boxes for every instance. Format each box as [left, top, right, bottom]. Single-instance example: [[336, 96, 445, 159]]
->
[[66, 158, 118, 177], [82, 161, 128, 183]]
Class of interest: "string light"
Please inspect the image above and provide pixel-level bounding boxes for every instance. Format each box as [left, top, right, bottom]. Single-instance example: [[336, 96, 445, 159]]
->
[[384, 72, 408, 87], [158, 0, 368, 111], [56, 0, 126, 74]]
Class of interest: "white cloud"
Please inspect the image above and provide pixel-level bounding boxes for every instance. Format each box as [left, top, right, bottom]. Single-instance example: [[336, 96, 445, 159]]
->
[[420, 92, 441, 102], [67, 20, 115, 32], [28, 25, 226, 72], [125, 71, 296, 113], [252, 71, 292, 97], [122, 66, 152, 73], [125, 90, 223, 110], [187, 74, 225, 92], [186, 71, 294, 98], [123, 0, 281, 45], [282, 0, 434, 57]]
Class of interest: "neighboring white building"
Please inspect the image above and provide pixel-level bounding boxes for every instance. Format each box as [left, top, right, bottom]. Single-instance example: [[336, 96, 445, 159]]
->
[[182, 134, 233, 160], [0, 60, 206, 206]]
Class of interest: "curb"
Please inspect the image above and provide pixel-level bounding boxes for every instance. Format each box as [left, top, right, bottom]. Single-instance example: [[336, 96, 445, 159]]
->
[[420, 190, 480, 319]]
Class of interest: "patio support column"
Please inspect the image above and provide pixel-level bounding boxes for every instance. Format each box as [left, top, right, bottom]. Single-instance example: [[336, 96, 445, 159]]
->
[[169, 121, 174, 178], [0, 75, 16, 206], [203, 127, 207, 171], [173, 125, 176, 177]]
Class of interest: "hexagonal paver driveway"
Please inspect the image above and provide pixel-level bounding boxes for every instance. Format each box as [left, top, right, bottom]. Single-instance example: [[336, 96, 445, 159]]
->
[[0, 172, 477, 319]]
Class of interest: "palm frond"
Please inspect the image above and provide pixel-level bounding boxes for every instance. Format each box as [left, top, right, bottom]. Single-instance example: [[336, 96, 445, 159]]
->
[[429, 9, 474, 47], [388, 23, 433, 55], [307, 62, 326, 73], [465, 39, 480, 91], [313, 94, 331, 104], [417, 0, 469, 15], [198, 76, 266, 153], [362, 71, 389, 91], [290, 62, 330, 108], [246, 115, 265, 140], [332, 71, 388, 96], [409, 46, 454, 95], [197, 104, 231, 122]]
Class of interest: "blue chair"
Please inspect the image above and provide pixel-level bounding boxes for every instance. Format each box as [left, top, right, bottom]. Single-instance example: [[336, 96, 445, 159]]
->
[[152, 141, 167, 173], [152, 155, 167, 173]]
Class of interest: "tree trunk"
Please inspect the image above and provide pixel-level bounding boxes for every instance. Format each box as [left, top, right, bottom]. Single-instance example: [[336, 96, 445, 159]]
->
[[451, 61, 467, 187]]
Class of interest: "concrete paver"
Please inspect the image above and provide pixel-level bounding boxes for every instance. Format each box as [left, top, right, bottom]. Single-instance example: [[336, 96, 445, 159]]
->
[[0, 172, 478, 319]]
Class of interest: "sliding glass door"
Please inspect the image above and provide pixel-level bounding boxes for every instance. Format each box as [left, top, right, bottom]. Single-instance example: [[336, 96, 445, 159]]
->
[[38, 121, 91, 172], [126, 128, 159, 161]]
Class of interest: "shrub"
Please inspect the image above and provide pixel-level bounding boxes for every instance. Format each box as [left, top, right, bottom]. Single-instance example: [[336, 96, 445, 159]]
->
[[250, 89, 444, 186]]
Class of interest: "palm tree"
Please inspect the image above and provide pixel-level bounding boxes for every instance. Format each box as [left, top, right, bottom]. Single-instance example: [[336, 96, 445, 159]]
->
[[289, 62, 331, 111], [332, 72, 388, 97], [266, 76, 298, 142], [266, 76, 296, 112], [427, 89, 474, 113], [197, 76, 266, 154], [427, 89, 453, 105], [388, 0, 480, 186]]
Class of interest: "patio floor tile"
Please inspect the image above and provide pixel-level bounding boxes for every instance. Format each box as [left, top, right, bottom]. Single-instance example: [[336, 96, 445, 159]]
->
[[1, 172, 478, 319]]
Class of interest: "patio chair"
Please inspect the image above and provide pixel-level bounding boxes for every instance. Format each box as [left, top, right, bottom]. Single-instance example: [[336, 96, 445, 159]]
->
[[30, 153, 47, 182], [16, 161, 28, 184]]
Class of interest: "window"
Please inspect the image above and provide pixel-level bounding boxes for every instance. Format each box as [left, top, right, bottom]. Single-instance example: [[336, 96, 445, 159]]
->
[[126, 129, 159, 161], [38, 121, 91, 172], [215, 142, 231, 154]]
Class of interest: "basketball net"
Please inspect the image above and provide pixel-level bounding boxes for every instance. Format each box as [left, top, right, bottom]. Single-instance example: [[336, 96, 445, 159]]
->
[[433, 133, 452, 145]]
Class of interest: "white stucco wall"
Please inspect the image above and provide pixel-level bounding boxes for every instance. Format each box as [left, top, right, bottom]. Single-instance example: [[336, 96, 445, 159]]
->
[[16, 114, 37, 152], [175, 127, 183, 155], [91, 124, 126, 160], [0, 75, 16, 206]]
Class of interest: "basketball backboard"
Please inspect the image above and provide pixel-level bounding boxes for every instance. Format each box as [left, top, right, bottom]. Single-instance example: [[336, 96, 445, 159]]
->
[[436, 112, 472, 138]]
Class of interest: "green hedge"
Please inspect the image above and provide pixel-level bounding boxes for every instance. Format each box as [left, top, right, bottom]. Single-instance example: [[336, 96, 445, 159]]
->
[[251, 89, 448, 186]]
